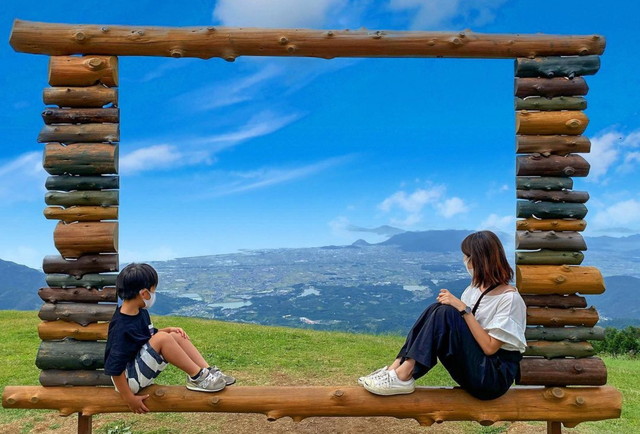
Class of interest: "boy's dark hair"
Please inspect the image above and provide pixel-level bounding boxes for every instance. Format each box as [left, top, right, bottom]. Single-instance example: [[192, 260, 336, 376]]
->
[[116, 263, 159, 300]]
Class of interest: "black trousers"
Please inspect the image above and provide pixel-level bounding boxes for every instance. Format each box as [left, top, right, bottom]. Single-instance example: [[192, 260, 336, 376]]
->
[[397, 303, 522, 400]]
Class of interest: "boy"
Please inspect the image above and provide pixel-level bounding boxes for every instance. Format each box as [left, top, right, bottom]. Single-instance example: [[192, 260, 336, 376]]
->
[[104, 263, 235, 414]]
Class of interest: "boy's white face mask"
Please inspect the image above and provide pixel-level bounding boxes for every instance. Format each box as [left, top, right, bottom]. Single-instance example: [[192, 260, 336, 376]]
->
[[141, 289, 156, 309]]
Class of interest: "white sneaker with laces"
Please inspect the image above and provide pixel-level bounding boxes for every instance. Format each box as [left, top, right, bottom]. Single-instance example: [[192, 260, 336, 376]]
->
[[357, 366, 388, 385], [363, 369, 415, 396], [186, 369, 226, 392]]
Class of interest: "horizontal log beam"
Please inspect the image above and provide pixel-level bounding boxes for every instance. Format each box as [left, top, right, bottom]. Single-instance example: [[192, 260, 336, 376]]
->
[[43, 143, 118, 175], [516, 135, 591, 155], [516, 231, 586, 251], [517, 189, 589, 203], [526, 307, 599, 327], [525, 326, 605, 341], [515, 96, 586, 111], [1, 385, 622, 425], [516, 250, 584, 265], [516, 111, 588, 135], [515, 56, 601, 78], [43, 85, 118, 108], [522, 294, 587, 308], [39, 286, 117, 303], [514, 77, 588, 98], [524, 341, 595, 359], [516, 154, 590, 177], [38, 124, 119, 143], [54, 221, 118, 258], [10, 20, 606, 59], [516, 265, 605, 295], [516, 219, 586, 232], [46, 175, 119, 191], [516, 177, 573, 191], [35, 340, 106, 370], [45, 191, 118, 207], [517, 201, 588, 219], [517, 357, 607, 386], [39, 370, 113, 387], [38, 320, 108, 341], [42, 107, 119, 124], [43, 254, 118, 277], [49, 55, 118, 86], [39, 302, 116, 325], [44, 206, 118, 222], [44, 274, 118, 290]]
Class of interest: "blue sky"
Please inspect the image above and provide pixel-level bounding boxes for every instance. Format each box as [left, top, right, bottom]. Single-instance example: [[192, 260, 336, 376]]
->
[[1, 0, 639, 269]]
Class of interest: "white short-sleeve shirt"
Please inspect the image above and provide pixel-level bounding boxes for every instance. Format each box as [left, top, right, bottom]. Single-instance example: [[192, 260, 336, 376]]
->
[[460, 285, 527, 353]]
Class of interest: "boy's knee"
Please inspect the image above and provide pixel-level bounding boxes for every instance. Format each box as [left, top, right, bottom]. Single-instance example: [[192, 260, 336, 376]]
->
[[149, 331, 171, 347]]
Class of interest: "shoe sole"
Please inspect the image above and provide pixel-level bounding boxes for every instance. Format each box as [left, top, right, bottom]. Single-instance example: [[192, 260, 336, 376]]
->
[[363, 384, 415, 396], [186, 384, 225, 393]]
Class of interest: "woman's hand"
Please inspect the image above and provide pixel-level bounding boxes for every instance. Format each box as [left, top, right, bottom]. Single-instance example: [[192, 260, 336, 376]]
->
[[437, 289, 466, 311]]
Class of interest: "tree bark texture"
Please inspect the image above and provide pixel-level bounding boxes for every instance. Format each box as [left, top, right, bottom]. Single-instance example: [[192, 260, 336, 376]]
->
[[43, 85, 117, 108], [54, 221, 118, 257], [10, 20, 606, 59], [44, 206, 118, 222], [38, 320, 108, 341], [517, 357, 606, 386], [516, 265, 605, 295], [39, 302, 116, 325], [526, 307, 599, 327], [517, 189, 589, 203], [48, 55, 118, 86], [43, 254, 118, 277], [516, 154, 590, 177], [42, 107, 119, 124], [522, 294, 587, 309], [516, 219, 587, 232], [38, 124, 119, 143], [515, 56, 601, 78], [43, 143, 118, 176], [516, 135, 590, 155], [45, 191, 118, 207], [35, 340, 106, 370], [525, 326, 605, 341], [2, 385, 622, 425], [517, 177, 573, 191], [524, 341, 595, 359], [516, 250, 584, 265], [39, 287, 117, 303], [516, 231, 586, 251], [517, 201, 588, 219], [514, 77, 588, 98], [515, 96, 586, 111], [39, 370, 113, 387], [516, 111, 588, 135], [44, 274, 118, 291], [46, 175, 119, 191]]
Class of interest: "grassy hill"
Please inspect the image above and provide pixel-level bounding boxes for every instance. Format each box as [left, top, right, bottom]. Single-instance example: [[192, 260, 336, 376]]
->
[[0, 311, 637, 433]]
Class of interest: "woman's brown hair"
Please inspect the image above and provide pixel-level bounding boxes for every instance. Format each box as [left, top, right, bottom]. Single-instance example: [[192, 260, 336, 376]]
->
[[461, 230, 513, 289]]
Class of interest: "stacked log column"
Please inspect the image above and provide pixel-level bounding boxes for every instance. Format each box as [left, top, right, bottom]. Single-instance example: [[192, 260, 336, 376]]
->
[[36, 56, 119, 387], [513, 55, 607, 386]]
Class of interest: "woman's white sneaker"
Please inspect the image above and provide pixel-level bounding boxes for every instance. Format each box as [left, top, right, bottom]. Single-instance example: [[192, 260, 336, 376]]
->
[[363, 369, 415, 396], [357, 366, 388, 385]]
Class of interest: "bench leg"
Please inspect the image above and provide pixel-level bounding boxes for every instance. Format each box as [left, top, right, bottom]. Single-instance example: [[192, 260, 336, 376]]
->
[[547, 421, 562, 434], [78, 413, 92, 434]]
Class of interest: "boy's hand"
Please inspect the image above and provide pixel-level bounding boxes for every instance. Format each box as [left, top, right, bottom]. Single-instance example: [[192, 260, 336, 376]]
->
[[126, 394, 150, 414], [164, 327, 189, 340]]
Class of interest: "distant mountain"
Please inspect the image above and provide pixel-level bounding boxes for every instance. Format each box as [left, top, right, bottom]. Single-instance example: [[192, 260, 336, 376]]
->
[[0, 259, 45, 310], [379, 230, 473, 252], [351, 239, 371, 247], [586, 275, 640, 322], [584, 234, 640, 252], [346, 224, 405, 237]]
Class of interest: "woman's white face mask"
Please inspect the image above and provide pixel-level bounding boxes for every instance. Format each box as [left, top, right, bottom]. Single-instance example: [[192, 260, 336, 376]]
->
[[463, 256, 473, 278]]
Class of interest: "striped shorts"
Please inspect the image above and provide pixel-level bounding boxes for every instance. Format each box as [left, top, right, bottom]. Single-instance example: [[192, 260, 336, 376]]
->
[[113, 343, 168, 394]]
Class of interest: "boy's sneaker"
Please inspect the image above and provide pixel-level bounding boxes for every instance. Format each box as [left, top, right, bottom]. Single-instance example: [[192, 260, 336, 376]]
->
[[363, 369, 415, 396], [208, 366, 236, 386], [357, 366, 388, 385], [186, 369, 226, 393]]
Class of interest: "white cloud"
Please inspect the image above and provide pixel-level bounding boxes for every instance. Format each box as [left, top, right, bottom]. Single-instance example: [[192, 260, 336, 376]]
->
[[593, 199, 640, 228], [379, 187, 444, 213], [379, 186, 468, 226], [586, 131, 621, 182], [388, 0, 509, 30], [120, 144, 212, 175], [0, 152, 46, 204], [436, 197, 469, 218], [478, 213, 514, 233]]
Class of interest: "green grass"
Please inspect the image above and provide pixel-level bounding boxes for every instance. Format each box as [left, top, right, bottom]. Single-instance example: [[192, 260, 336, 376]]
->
[[0, 310, 637, 433]]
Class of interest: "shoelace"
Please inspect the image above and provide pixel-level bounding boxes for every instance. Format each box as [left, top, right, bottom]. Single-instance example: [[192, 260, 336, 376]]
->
[[370, 370, 392, 388]]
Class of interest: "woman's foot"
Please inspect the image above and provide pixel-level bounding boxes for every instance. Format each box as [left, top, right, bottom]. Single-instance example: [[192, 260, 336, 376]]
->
[[363, 369, 415, 396], [357, 366, 388, 385]]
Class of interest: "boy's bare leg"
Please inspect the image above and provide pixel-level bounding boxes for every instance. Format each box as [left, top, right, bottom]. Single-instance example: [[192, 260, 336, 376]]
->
[[169, 333, 208, 369], [148, 332, 201, 377]]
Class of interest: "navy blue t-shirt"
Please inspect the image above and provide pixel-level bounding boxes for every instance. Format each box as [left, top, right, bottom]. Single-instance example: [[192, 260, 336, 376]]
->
[[104, 307, 158, 376]]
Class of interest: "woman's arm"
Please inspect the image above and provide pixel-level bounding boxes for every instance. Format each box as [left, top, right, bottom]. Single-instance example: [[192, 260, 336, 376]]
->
[[437, 289, 504, 356]]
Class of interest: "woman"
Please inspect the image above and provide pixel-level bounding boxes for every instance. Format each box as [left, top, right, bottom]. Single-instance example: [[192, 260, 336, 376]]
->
[[359, 230, 526, 400]]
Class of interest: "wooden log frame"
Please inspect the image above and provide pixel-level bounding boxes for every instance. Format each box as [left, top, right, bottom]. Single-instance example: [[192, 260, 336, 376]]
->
[[517, 201, 588, 219], [44, 274, 118, 290], [517, 357, 607, 386], [43, 143, 118, 175], [1, 385, 622, 426], [48, 55, 118, 86], [35, 340, 106, 370], [516, 219, 587, 232], [515, 77, 588, 98], [38, 124, 120, 143], [38, 320, 108, 341], [526, 307, 599, 327], [10, 20, 606, 59], [43, 254, 118, 277], [517, 177, 573, 191], [524, 341, 595, 359], [39, 302, 116, 325], [525, 326, 605, 341], [43, 85, 118, 108], [53, 221, 118, 258], [516, 189, 589, 203], [522, 294, 587, 309], [515, 96, 586, 111], [42, 107, 119, 124], [516, 250, 584, 265], [516, 231, 586, 251], [39, 286, 117, 303], [39, 370, 113, 387], [46, 175, 119, 191], [516, 111, 589, 135], [516, 136, 591, 155], [44, 206, 118, 222], [516, 154, 590, 177], [516, 265, 605, 295], [45, 191, 119, 207], [515, 56, 601, 78]]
